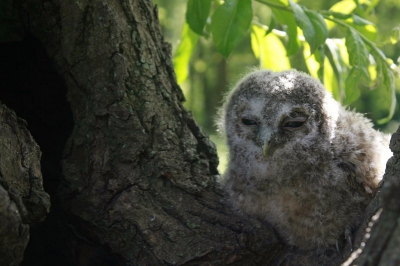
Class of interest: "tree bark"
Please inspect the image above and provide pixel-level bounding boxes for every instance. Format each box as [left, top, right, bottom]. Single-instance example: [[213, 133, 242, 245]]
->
[[16, 0, 285, 264], [0, 0, 399, 265], [0, 104, 50, 265]]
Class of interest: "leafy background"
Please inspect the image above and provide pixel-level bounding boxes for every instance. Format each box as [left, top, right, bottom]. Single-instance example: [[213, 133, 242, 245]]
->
[[154, 0, 400, 173]]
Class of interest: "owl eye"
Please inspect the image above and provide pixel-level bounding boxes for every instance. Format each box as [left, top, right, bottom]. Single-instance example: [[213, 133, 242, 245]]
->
[[282, 117, 307, 130], [284, 121, 304, 128], [242, 118, 258, 126]]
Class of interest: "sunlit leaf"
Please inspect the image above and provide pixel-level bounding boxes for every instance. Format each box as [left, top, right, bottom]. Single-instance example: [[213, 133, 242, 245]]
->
[[330, 0, 357, 14], [267, 0, 299, 55], [324, 56, 339, 97], [352, 24, 377, 41], [303, 42, 338, 96], [345, 28, 370, 79], [289, 0, 316, 52], [335, 38, 350, 66], [186, 0, 211, 35], [173, 24, 199, 84], [303, 42, 319, 79], [368, 64, 377, 81], [251, 25, 290, 71], [326, 0, 356, 29], [211, 0, 252, 58], [325, 39, 348, 101]]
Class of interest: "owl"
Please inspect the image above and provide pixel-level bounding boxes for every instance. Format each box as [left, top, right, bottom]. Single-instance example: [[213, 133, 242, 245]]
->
[[218, 69, 392, 251]]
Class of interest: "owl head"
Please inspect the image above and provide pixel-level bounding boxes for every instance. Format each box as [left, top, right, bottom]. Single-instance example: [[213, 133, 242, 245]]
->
[[218, 70, 340, 162]]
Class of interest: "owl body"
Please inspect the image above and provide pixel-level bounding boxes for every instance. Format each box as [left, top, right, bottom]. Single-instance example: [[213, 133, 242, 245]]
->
[[219, 70, 391, 250]]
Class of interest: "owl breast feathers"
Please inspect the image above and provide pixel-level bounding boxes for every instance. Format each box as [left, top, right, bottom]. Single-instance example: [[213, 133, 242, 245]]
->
[[218, 69, 392, 251]]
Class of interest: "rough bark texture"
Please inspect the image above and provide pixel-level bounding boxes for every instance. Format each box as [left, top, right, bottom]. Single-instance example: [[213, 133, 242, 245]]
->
[[0, 104, 50, 265], [0, 0, 399, 265], [0, 104, 50, 223], [54, 0, 282, 264], [0, 184, 29, 266]]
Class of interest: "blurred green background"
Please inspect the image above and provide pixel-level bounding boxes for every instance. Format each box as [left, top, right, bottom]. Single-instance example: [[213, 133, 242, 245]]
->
[[154, 0, 400, 173]]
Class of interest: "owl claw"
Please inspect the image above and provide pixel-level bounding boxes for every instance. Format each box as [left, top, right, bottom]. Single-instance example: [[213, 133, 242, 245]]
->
[[345, 229, 353, 251], [335, 240, 340, 254]]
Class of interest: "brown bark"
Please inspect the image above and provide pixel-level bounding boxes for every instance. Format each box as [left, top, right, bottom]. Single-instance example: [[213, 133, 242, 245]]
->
[[0, 104, 50, 265], [0, 0, 398, 265]]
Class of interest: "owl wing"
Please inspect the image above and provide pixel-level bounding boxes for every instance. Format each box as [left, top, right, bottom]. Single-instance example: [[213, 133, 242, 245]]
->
[[333, 109, 389, 198], [337, 161, 375, 199]]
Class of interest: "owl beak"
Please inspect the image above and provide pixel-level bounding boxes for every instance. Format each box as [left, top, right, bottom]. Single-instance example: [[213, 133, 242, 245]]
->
[[262, 141, 271, 158], [261, 129, 273, 158]]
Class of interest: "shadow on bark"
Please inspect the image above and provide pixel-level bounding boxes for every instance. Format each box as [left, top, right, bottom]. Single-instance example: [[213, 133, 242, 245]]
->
[[0, 36, 73, 264]]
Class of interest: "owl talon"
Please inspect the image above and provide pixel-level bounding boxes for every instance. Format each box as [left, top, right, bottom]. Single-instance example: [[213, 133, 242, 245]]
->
[[345, 229, 353, 251], [335, 240, 340, 254]]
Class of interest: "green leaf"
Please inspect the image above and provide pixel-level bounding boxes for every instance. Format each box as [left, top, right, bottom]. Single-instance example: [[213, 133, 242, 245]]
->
[[314, 45, 325, 83], [265, 11, 276, 36], [326, 0, 356, 29], [186, 0, 211, 35], [325, 39, 348, 102], [173, 23, 199, 84], [351, 24, 377, 42], [330, 0, 357, 14], [251, 25, 290, 71], [329, 11, 352, 20], [304, 41, 340, 96], [289, 0, 316, 52], [304, 9, 328, 50], [267, 0, 299, 55], [211, 0, 252, 58], [344, 67, 361, 105], [352, 14, 373, 26], [372, 50, 397, 124], [345, 28, 370, 79], [347, 15, 377, 41], [376, 65, 396, 124], [303, 42, 319, 79]]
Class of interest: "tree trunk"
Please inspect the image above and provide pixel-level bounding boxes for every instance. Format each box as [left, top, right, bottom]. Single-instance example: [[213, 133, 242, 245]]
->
[[0, 0, 399, 265]]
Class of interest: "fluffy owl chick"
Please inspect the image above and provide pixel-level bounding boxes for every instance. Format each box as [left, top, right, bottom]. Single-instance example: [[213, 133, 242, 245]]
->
[[219, 69, 391, 251]]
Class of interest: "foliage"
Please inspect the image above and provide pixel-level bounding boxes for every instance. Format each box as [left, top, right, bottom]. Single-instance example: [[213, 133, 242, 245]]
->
[[174, 0, 399, 124]]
